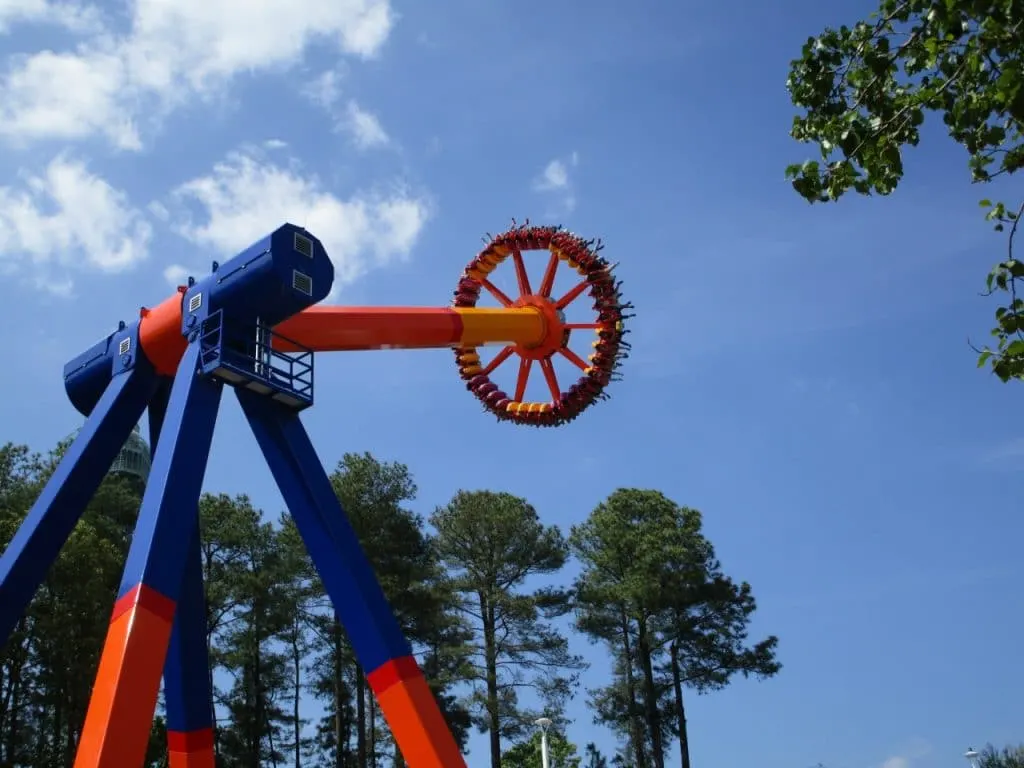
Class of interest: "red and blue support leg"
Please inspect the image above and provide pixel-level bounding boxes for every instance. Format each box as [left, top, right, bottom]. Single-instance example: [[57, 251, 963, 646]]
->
[[237, 390, 466, 768], [0, 363, 157, 647], [150, 380, 217, 767], [163, 532, 216, 767], [75, 344, 223, 768]]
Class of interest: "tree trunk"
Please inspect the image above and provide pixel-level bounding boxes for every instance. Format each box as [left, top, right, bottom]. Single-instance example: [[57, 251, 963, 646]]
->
[[4, 667, 19, 764], [481, 592, 501, 768], [333, 617, 345, 768], [670, 643, 690, 768], [1, 627, 26, 763], [369, 694, 378, 768], [292, 621, 302, 768], [617, 610, 646, 768], [269, 728, 279, 768], [52, 691, 63, 768], [637, 616, 664, 768], [207, 635, 220, 762], [253, 642, 264, 765], [357, 665, 368, 768]]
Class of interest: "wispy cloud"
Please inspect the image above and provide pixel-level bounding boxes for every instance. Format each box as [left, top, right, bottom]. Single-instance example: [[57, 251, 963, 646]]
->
[[532, 151, 579, 215], [0, 0, 395, 151], [302, 70, 390, 150], [160, 144, 429, 289], [0, 154, 152, 293], [343, 101, 389, 149]]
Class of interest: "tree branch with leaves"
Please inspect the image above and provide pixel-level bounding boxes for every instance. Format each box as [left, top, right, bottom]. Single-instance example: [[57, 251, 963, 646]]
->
[[785, 0, 1024, 378]]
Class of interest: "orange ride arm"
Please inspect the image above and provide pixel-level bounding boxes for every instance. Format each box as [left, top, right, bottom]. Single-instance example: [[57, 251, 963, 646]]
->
[[271, 306, 547, 353]]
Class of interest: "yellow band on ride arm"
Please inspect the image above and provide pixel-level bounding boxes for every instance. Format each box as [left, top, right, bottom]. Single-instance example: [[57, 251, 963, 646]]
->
[[452, 307, 546, 348]]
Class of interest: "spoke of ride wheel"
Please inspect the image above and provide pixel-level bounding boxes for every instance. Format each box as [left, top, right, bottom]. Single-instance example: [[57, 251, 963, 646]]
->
[[482, 346, 514, 376], [480, 279, 514, 306], [540, 359, 561, 403], [559, 347, 590, 371], [538, 252, 559, 297], [515, 358, 532, 401], [512, 248, 532, 296], [564, 323, 605, 330], [555, 279, 590, 309]]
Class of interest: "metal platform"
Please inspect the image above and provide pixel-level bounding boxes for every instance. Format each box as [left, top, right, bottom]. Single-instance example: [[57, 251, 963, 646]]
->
[[198, 310, 313, 410]]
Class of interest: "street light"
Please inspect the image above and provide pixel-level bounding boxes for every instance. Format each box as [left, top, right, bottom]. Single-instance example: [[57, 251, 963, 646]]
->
[[534, 717, 552, 768], [965, 747, 981, 768]]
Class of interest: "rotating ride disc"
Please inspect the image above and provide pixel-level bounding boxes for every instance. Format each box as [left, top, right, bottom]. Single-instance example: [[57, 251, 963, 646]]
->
[[452, 223, 632, 427]]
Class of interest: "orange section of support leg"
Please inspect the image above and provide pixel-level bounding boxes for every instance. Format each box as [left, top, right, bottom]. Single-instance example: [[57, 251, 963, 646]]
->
[[376, 674, 467, 768], [74, 587, 176, 768], [168, 729, 215, 768]]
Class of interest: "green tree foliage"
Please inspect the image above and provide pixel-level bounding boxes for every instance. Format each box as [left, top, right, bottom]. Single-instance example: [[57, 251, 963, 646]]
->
[[584, 742, 611, 768], [784, 0, 1024, 378], [0, 440, 779, 768], [431, 490, 585, 768], [210, 500, 294, 767], [571, 489, 780, 768], [0, 442, 160, 766], [502, 729, 582, 768], [312, 452, 472, 766], [978, 744, 1024, 768]]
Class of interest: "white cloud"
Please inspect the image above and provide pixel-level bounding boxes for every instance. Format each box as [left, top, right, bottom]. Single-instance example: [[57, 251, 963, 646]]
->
[[167, 147, 429, 287], [343, 101, 389, 149], [302, 71, 391, 150], [0, 0, 102, 34], [0, 156, 152, 291], [162, 263, 189, 286], [303, 69, 344, 110], [882, 758, 909, 768], [0, 0, 396, 149], [536, 160, 569, 190], [533, 152, 579, 214], [0, 46, 141, 150]]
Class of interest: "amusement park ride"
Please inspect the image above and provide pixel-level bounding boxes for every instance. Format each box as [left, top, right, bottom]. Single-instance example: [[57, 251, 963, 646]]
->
[[0, 222, 630, 768]]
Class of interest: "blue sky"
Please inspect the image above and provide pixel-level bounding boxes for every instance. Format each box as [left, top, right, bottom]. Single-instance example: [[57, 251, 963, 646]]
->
[[0, 0, 1021, 766]]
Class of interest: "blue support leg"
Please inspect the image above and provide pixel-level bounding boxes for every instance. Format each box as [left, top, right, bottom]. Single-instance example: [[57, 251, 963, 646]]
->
[[0, 363, 158, 647], [74, 343, 223, 768], [236, 390, 466, 768], [163, 530, 215, 768], [152, 379, 217, 767]]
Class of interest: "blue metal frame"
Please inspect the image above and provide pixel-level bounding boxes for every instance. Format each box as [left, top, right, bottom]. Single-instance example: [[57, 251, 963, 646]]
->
[[237, 389, 413, 670], [199, 310, 314, 410], [0, 223, 467, 768], [75, 341, 224, 768]]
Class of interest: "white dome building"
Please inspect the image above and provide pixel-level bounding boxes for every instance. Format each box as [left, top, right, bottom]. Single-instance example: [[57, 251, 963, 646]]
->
[[67, 423, 152, 485]]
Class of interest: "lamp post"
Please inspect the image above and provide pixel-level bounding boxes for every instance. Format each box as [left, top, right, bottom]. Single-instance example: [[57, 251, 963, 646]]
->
[[965, 748, 981, 768], [534, 717, 552, 768]]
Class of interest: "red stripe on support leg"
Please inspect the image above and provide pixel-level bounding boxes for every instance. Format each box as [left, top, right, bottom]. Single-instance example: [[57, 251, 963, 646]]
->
[[168, 728, 215, 768], [111, 582, 177, 623], [366, 655, 421, 696], [376, 671, 467, 768], [74, 587, 176, 768]]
